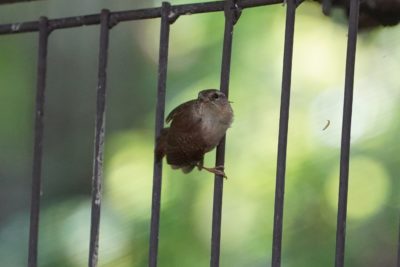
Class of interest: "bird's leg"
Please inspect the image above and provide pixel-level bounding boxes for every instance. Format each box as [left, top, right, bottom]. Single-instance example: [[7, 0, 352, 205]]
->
[[197, 158, 204, 171], [203, 166, 227, 179], [196, 163, 227, 179]]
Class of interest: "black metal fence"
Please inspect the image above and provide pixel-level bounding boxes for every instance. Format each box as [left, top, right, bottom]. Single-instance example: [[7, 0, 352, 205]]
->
[[0, 0, 399, 267]]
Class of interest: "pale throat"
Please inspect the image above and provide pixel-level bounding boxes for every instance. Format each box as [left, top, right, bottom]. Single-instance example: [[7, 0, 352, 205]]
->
[[199, 102, 232, 144]]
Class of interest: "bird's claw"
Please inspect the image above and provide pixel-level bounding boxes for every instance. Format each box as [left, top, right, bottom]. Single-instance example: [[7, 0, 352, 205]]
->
[[214, 165, 227, 179], [200, 165, 228, 179]]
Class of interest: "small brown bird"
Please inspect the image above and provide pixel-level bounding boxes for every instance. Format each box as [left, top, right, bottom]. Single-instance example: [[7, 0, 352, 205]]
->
[[155, 89, 233, 178]]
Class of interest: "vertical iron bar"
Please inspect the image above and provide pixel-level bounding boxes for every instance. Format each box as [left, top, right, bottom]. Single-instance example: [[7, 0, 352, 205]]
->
[[149, 2, 171, 267], [271, 0, 296, 266], [28, 16, 49, 267], [88, 9, 110, 267], [397, 213, 400, 267], [334, 0, 359, 266], [210, 1, 238, 266]]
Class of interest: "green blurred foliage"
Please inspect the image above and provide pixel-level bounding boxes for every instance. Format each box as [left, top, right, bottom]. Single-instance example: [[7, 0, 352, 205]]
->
[[0, 0, 399, 266]]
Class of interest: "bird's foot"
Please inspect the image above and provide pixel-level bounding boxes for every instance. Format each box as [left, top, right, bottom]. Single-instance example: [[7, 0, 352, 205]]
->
[[201, 165, 227, 179]]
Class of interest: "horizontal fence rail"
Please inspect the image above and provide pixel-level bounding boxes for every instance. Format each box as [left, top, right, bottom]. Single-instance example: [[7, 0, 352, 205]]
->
[[1, 0, 397, 267], [0, 0, 282, 35], [0, 0, 43, 4]]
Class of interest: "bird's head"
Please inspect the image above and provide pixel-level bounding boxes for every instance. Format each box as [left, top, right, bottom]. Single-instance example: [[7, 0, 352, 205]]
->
[[197, 89, 229, 105]]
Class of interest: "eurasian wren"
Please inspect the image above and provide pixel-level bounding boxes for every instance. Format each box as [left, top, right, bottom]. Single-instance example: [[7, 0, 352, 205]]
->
[[155, 89, 233, 178]]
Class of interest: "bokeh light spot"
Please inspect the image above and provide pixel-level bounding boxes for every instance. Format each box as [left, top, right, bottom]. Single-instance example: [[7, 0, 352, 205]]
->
[[106, 131, 154, 220], [325, 157, 390, 220]]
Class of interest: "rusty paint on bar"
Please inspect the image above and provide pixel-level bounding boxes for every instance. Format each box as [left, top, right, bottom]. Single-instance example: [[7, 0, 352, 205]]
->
[[0, 0, 282, 35], [334, 0, 360, 266], [28, 16, 49, 267], [88, 9, 110, 267], [148, 2, 171, 267], [271, 0, 296, 266]]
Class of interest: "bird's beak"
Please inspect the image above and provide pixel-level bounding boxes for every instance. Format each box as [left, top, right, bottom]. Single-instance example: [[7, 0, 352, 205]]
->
[[228, 101, 234, 104]]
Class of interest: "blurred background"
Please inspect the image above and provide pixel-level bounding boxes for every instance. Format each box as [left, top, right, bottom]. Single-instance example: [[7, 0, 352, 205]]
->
[[0, 0, 399, 266]]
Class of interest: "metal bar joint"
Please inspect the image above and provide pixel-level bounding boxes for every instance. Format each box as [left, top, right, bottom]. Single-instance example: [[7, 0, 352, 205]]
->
[[225, 0, 242, 25]]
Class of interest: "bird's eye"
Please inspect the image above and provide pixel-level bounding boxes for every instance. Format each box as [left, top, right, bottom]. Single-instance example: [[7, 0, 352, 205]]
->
[[212, 93, 219, 99]]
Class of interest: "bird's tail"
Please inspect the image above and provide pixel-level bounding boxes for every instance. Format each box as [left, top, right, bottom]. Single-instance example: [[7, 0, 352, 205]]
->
[[171, 164, 195, 173], [155, 127, 169, 162]]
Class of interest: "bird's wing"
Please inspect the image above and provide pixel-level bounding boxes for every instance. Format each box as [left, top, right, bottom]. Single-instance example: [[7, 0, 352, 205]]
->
[[166, 99, 203, 133], [164, 100, 206, 166], [166, 100, 197, 124], [165, 132, 205, 166]]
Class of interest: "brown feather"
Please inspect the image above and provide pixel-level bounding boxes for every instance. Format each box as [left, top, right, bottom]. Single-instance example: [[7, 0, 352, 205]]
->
[[165, 101, 205, 168], [166, 100, 197, 124]]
